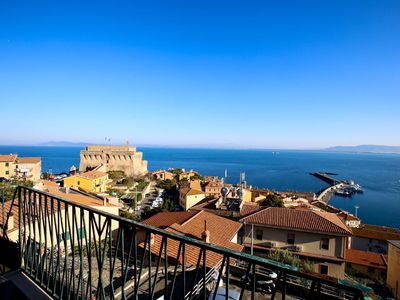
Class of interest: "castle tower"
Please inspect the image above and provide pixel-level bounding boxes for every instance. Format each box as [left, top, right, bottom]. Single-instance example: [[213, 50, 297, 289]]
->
[[79, 145, 148, 177]]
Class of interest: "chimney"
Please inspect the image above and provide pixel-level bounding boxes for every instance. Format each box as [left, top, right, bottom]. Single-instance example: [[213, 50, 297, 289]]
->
[[65, 187, 70, 194], [7, 213, 14, 231], [103, 197, 107, 206], [201, 220, 210, 243]]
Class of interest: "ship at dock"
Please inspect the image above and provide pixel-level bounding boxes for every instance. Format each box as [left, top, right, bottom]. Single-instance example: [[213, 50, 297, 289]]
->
[[310, 172, 363, 201]]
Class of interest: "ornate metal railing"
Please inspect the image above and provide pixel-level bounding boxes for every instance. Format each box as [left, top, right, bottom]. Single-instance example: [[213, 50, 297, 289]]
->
[[1, 186, 366, 299]]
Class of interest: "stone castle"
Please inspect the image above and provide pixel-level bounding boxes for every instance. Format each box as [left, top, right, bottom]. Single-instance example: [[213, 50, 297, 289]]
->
[[79, 145, 148, 177]]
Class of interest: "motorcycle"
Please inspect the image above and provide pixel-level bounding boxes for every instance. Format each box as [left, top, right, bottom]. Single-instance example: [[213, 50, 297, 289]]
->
[[241, 272, 276, 294]]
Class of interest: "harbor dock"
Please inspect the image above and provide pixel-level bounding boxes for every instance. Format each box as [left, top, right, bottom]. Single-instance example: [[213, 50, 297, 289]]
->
[[311, 172, 363, 204]]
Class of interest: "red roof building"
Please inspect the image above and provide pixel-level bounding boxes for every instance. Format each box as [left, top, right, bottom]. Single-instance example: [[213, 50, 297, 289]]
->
[[140, 210, 243, 268]]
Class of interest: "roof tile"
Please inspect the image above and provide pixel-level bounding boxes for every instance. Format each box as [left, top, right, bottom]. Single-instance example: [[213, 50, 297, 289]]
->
[[241, 207, 352, 236]]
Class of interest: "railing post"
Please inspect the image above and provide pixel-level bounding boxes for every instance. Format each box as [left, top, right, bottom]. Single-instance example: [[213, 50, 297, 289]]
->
[[1, 189, 4, 236], [18, 187, 22, 268], [6, 186, 367, 300]]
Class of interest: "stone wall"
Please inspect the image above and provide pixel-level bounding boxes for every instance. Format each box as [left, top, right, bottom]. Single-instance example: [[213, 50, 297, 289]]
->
[[79, 145, 147, 177]]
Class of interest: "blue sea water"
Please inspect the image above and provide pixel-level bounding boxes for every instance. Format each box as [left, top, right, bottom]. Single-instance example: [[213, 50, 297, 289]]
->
[[1, 146, 399, 228]]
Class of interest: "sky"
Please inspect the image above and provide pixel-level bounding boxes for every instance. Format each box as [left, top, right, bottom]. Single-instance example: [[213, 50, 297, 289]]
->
[[0, 1, 399, 149]]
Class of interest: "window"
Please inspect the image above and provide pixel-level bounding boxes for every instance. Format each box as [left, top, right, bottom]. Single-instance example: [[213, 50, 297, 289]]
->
[[5, 162, 9, 167], [367, 267, 374, 273], [5, 171, 9, 175], [287, 233, 295, 245], [256, 229, 263, 240], [319, 264, 328, 275], [320, 238, 330, 250], [77, 180, 80, 185]]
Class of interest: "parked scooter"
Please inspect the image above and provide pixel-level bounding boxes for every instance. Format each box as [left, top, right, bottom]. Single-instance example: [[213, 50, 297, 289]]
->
[[241, 272, 275, 294]]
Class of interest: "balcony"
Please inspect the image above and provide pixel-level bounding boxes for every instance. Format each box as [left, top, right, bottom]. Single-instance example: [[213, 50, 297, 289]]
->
[[0, 186, 367, 299]]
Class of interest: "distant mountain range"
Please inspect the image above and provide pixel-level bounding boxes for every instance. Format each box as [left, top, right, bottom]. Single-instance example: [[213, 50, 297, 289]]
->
[[37, 141, 400, 154], [325, 145, 400, 154]]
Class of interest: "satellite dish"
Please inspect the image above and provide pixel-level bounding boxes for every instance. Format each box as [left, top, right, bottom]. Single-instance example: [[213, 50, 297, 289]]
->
[[221, 187, 229, 197]]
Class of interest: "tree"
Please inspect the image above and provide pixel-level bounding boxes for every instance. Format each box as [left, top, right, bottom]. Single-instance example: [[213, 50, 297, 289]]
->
[[170, 169, 183, 175], [191, 173, 203, 181], [141, 206, 162, 220], [156, 179, 177, 191], [161, 198, 175, 211], [107, 170, 126, 181], [0, 179, 34, 202], [266, 250, 313, 272], [263, 194, 284, 207], [42, 172, 51, 180], [120, 210, 139, 221]]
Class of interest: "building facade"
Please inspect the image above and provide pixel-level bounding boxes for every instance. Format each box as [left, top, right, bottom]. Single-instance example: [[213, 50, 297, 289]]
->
[[0, 154, 41, 181], [63, 171, 110, 193], [152, 170, 175, 181], [79, 145, 147, 177], [204, 180, 223, 198], [179, 187, 206, 210], [345, 249, 387, 282], [240, 207, 352, 279], [387, 240, 400, 299], [350, 224, 400, 254]]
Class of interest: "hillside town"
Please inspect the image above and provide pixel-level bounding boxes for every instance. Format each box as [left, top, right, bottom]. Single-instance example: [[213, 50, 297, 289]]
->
[[1, 145, 399, 299]]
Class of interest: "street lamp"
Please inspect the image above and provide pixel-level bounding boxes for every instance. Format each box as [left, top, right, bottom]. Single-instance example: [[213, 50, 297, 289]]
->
[[354, 205, 360, 218]]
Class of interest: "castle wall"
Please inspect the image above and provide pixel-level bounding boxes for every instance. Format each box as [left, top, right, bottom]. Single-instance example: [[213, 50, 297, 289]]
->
[[79, 145, 147, 177]]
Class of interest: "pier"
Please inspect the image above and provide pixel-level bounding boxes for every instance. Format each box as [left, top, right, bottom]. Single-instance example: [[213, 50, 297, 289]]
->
[[310, 172, 341, 185], [316, 183, 344, 203], [311, 172, 363, 204]]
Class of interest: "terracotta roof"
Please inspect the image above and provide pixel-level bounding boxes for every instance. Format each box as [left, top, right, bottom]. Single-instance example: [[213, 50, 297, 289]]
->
[[240, 202, 261, 217], [152, 170, 174, 175], [187, 188, 204, 196], [0, 154, 16, 162], [205, 181, 223, 188], [241, 207, 352, 236], [345, 249, 387, 270], [180, 187, 204, 197], [142, 211, 197, 229], [141, 211, 243, 268], [48, 189, 116, 207], [0, 188, 113, 239], [16, 157, 41, 164], [351, 224, 400, 241], [189, 180, 202, 190], [41, 180, 59, 188], [189, 198, 218, 211], [0, 194, 66, 237], [80, 171, 107, 179], [0, 200, 19, 236]]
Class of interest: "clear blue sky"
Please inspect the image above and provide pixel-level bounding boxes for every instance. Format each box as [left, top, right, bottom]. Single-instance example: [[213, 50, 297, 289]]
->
[[0, 1, 399, 149]]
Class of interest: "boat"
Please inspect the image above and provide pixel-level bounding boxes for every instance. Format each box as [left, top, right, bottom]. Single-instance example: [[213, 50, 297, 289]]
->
[[335, 189, 352, 197]]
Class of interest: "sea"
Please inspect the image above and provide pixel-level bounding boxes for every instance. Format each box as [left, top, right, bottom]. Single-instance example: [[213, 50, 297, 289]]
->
[[1, 146, 399, 228]]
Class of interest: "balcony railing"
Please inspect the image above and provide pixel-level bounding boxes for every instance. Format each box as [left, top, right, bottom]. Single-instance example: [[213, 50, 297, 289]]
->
[[1, 186, 366, 299]]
